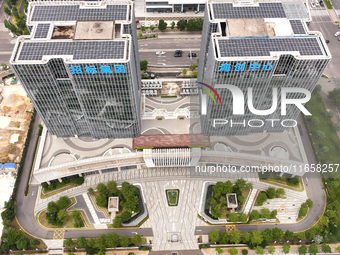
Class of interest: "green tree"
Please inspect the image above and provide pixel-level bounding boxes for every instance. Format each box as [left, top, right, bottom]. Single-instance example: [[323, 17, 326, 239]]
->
[[219, 231, 229, 244], [96, 183, 107, 195], [239, 213, 247, 223], [228, 213, 239, 222], [216, 247, 223, 254], [196, 18, 203, 30], [121, 211, 132, 222], [76, 237, 87, 248], [311, 116, 319, 126], [120, 235, 131, 247], [250, 210, 260, 221], [140, 26, 146, 32], [256, 192, 267, 205], [97, 250, 105, 255], [295, 232, 305, 240], [250, 230, 263, 246], [228, 247, 238, 255], [132, 234, 142, 245], [105, 233, 119, 248], [235, 179, 246, 190], [241, 232, 251, 243], [57, 196, 71, 210], [149, 25, 155, 30], [309, 243, 318, 255], [57, 210, 68, 222], [229, 229, 241, 244], [305, 198, 313, 208], [12, 6, 19, 18], [189, 65, 197, 71], [326, 111, 334, 118], [63, 238, 74, 247], [140, 60, 148, 71], [107, 181, 118, 196], [313, 234, 323, 244], [30, 239, 40, 246], [328, 88, 340, 107], [187, 19, 197, 31], [276, 188, 285, 197], [47, 201, 59, 213], [284, 230, 294, 241], [266, 187, 276, 199], [321, 244, 332, 253], [16, 236, 29, 250], [261, 228, 273, 241], [272, 227, 284, 240], [71, 210, 84, 228], [177, 19, 187, 31], [268, 246, 275, 255], [260, 208, 270, 219], [88, 187, 94, 195], [4, 6, 11, 15], [192, 71, 198, 78], [241, 249, 248, 255], [182, 68, 187, 75], [238, 195, 245, 205], [298, 245, 307, 255], [171, 21, 175, 29], [316, 130, 325, 140], [321, 146, 330, 154], [332, 123, 340, 131], [96, 195, 108, 207], [94, 234, 106, 250], [255, 246, 264, 255], [270, 210, 277, 219], [298, 206, 308, 218], [282, 244, 290, 254], [209, 228, 220, 243], [112, 217, 122, 228], [158, 19, 167, 31]]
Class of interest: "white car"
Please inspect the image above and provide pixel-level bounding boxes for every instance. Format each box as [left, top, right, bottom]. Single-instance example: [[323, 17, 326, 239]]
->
[[311, 2, 316, 7], [315, 1, 320, 6], [156, 51, 165, 55], [334, 31, 340, 37]]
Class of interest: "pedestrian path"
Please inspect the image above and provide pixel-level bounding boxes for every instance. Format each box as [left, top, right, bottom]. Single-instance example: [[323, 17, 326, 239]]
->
[[243, 189, 258, 215], [82, 193, 108, 229]]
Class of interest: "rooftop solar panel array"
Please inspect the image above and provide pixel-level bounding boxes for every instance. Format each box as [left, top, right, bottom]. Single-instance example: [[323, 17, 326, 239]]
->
[[212, 3, 286, 19], [217, 38, 324, 57], [289, 20, 307, 34], [31, 4, 127, 22], [18, 41, 125, 61], [33, 23, 50, 39]]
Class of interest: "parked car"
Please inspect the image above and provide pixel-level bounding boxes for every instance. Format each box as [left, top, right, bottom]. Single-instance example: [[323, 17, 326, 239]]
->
[[156, 51, 165, 55], [188, 53, 197, 57], [311, 2, 316, 8], [334, 31, 340, 37], [326, 40, 330, 43], [315, 1, 319, 7], [174, 50, 183, 57], [319, 0, 324, 6]]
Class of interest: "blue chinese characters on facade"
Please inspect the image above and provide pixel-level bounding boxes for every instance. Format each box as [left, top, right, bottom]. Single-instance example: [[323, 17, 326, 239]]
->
[[218, 62, 273, 72], [69, 65, 126, 74]]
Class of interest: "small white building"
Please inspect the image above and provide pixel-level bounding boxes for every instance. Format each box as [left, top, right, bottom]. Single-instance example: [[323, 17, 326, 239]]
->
[[108, 197, 119, 212]]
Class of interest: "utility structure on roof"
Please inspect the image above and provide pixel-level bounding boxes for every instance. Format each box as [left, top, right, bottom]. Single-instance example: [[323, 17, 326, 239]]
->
[[10, 0, 141, 139], [197, 0, 331, 136]]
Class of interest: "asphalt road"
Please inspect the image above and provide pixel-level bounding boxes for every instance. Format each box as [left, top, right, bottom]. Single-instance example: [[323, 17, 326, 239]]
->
[[309, 8, 340, 79], [15, 116, 153, 239], [0, 0, 16, 65]]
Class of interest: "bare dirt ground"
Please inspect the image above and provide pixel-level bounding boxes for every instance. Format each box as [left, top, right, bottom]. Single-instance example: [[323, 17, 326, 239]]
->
[[0, 78, 33, 163]]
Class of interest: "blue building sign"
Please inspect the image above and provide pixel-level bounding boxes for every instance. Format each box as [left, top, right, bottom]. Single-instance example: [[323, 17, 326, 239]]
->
[[69, 65, 126, 75], [219, 62, 273, 72]]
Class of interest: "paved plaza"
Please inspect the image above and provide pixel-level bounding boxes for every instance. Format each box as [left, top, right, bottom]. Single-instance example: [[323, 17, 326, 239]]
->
[[142, 179, 207, 251]]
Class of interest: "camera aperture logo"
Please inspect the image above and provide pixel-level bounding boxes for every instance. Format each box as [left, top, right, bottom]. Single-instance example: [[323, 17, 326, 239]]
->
[[198, 82, 312, 129]]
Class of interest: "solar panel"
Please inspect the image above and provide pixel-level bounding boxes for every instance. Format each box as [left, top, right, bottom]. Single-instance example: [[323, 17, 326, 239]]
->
[[289, 20, 307, 35], [218, 37, 324, 57], [34, 23, 50, 39], [31, 4, 127, 22], [18, 41, 125, 61], [212, 3, 286, 19]]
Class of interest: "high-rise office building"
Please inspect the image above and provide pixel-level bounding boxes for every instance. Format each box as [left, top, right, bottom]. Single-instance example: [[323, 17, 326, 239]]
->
[[198, 0, 331, 136], [11, 0, 141, 139]]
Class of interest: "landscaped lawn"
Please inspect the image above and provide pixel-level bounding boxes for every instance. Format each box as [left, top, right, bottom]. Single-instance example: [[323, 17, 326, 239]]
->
[[304, 92, 340, 178], [166, 189, 179, 206]]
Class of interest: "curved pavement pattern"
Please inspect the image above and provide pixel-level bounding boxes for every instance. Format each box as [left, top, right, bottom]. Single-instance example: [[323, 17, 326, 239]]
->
[[16, 115, 325, 241]]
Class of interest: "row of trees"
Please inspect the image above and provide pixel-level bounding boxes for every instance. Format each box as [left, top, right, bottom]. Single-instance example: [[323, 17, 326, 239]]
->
[[217, 243, 333, 255], [90, 181, 140, 223], [63, 234, 143, 255], [42, 176, 84, 192], [0, 202, 41, 251], [256, 187, 285, 206], [46, 196, 84, 227], [140, 18, 203, 32], [3, 3, 29, 35], [249, 208, 277, 221]]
